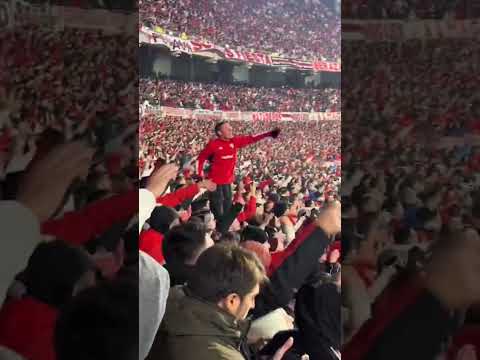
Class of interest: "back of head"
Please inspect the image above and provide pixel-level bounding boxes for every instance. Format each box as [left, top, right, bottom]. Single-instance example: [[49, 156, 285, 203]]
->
[[241, 241, 271, 270], [149, 206, 179, 234], [241, 226, 268, 244], [188, 243, 267, 303], [273, 201, 288, 217], [25, 240, 94, 308], [163, 221, 208, 265], [55, 278, 138, 360]]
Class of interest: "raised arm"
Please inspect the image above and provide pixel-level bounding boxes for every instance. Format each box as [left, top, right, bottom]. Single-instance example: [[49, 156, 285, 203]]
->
[[233, 128, 280, 149]]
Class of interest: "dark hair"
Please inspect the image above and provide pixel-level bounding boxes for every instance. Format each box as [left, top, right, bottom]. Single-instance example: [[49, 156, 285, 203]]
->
[[394, 226, 412, 245], [214, 121, 227, 136], [149, 206, 179, 234], [163, 222, 208, 264], [473, 193, 480, 218], [55, 279, 138, 360], [25, 240, 95, 308], [241, 226, 268, 244], [273, 201, 288, 217], [188, 244, 267, 303]]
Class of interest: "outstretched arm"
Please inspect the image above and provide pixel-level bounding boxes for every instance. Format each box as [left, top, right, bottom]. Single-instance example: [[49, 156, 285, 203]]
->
[[233, 128, 280, 149]]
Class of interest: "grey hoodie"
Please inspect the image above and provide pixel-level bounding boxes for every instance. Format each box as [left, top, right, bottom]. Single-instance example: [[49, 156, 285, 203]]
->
[[0, 346, 26, 360], [139, 251, 170, 360], [0, 201, 41, 305]]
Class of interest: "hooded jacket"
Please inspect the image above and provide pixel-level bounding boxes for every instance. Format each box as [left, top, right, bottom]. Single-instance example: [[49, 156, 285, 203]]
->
[[147, 286, 252, 360], [295, 282, 341, 360], [139, 251, 170, 360]]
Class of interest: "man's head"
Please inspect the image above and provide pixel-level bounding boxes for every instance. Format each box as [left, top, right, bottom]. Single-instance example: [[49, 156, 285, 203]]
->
[[149, 206, 180, 234], [55, 279, 138, 360], [188, 244, 267, 320], [25, 240, 96, 308], [163, 221, 214, 266], [215, 122, 233, 140]]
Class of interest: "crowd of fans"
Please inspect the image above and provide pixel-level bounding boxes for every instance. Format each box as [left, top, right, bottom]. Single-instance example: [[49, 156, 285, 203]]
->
[[342, 0, 468, 19], [0, 26, 137, 149], [139, 0, 340, 62], [341, 39, 480, 359], [0, 11, 345, 360], [138, 112, 341, 359], [140, 79, 340, 113], [0, 25, 143, 360], [140, 114, 341, 185]]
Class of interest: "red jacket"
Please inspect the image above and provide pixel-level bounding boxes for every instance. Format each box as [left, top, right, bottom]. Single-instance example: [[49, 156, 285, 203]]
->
[[41, 190, 137, 246], [342, 276, 425, 360], [237, 196, 257, 223], [156, 184, 200, 207], [0, 298, 57, 360], [197, 132, 271, 185], [139, 229, 165, 265], [268, 223, 316, 277]]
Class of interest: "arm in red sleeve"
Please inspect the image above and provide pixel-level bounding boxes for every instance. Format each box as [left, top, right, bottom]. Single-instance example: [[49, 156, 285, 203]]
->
[[268, 222, 316, 276], [233, 131, 272, 149], [156, 184, 200, 207], [197, 141, 215, 177], [237, 196, 257, 223], [41, 190, 137, 246]]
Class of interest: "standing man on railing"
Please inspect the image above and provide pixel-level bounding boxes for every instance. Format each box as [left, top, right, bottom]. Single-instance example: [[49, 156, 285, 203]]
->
[[197, 121, 281, 220]]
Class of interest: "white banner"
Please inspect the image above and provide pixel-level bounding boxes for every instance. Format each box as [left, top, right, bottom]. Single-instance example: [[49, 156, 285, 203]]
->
[[146, 107, 341, 122]]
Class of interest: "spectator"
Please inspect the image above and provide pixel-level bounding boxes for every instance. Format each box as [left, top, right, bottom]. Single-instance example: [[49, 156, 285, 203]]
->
[[140, 0, 340, 61], [149, 243, 268, 360], [140, 79, 340, 113]]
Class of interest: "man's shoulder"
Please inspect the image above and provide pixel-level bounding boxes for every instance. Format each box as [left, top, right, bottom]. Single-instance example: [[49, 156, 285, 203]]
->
[[206, 138, 220, 147]]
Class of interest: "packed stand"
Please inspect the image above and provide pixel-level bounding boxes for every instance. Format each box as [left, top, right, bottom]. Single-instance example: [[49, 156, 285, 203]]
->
[[139, 0, 340, 62], [342, 0, 467, 19], [138, 113, 341, 359], [341, 39, 480, 359], [139, 114, 341, 186], [140, 79, 340, 113], [0, 25, 144, 360]]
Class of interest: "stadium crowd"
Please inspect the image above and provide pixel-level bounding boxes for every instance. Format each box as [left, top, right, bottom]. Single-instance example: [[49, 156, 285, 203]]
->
[[342, 0, 468, 19], [139, 0, 340, 61], [341, 39, 480, 359], [138, 113, 341, 359], [140, 79, 340, 113], [0, 3, 344, 360], [139, 115, 341, 184], [0, 25, 143, 360]]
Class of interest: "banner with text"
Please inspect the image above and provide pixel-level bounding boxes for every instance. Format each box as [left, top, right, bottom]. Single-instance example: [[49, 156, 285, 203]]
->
[[153, 107, 341, 122], [140, 26, 340, 73]]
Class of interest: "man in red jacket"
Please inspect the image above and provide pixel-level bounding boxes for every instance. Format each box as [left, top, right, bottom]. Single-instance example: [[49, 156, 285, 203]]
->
[[197, 121, 280, 219]]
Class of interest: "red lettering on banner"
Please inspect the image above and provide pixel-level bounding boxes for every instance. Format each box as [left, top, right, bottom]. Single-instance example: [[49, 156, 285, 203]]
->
[[245, 52, 256, 63], [252, 113, 283, 122], [313, 61, 341, 72], [224, 48, 234, 59]]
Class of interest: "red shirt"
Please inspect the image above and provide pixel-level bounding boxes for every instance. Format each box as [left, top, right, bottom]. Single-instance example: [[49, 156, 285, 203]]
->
[[197, 132, 271, 185], [0, 298, 57, 360], [139, 229, 165, 265]]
